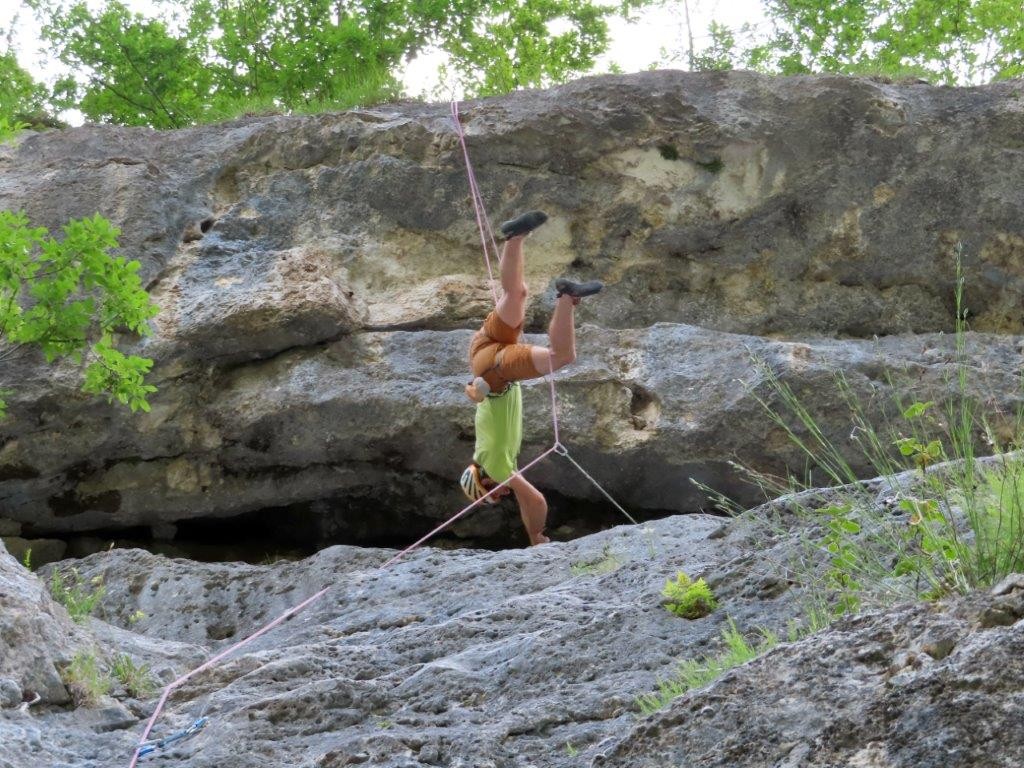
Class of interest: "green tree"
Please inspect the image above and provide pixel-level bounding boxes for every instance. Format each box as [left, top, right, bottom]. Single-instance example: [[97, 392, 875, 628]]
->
[[435, 0, 629, 96], [745, 0, 1024, 84], [0, 210, 159, 418], [39, 1, 213, 127], [692, 21, 738, 72], [195, 0, 403, 117], [28, 0, 659, 127], [0, 50, 48, 122]]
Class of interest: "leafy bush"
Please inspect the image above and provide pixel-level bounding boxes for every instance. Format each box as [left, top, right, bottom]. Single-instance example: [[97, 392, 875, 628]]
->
[[110, 654, 154, 699], [0, 116, 29, 144], [50, 568, 105, 623], [661, 571, 717, 619], [63, 651, 111, 707]]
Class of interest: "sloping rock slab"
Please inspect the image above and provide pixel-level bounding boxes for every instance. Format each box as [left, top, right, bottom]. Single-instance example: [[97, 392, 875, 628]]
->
[[6, 513, 780, 767], [4, 470, 1023, 768], [595, 584, 1024, 768]]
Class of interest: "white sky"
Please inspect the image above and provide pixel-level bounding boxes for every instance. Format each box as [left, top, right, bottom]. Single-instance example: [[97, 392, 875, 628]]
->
[[1, 0, 768, 123]]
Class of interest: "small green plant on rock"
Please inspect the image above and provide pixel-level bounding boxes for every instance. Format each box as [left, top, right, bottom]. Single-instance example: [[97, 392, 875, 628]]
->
[[63, 651, 111, 707], [570, 545, 621, 576], [695, 157, 724, 173], [50, 568, 105, 623], [636, 618, 776, 715], [661, 571, 717, 619], [110, 654, 154, 699]]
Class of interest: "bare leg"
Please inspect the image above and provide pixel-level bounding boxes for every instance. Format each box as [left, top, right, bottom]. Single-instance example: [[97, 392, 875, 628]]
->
[[495, 236, 528, 329], [507, 473, 549, 545], [529, 294, 577, 376]]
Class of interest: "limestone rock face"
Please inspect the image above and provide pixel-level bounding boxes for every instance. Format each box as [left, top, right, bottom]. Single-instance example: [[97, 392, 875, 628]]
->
[[0, 541, 86, 705], [2, 480, 1022, 767], [596, 584, 1024, 768], [2, 70, 1024, 542]]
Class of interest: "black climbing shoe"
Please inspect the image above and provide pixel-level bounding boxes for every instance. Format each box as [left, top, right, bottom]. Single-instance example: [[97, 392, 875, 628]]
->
[[500, 210, 548, 239], [555, 278, 604, 299]]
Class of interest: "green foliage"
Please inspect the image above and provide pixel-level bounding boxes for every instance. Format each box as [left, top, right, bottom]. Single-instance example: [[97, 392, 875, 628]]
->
[[694, 157, 724, 174], [0, 49, 49, 121], [21, 548, 32, 571], [692, 20, 738, 72], [636, 618, 776, 715], [27, 0, 658, 127], [0, 116, 30, 144], [63, 650, 112, 707], [657, 143, 679, 161], [110, 653, 154, 699], [43, 1, 212, 128], [49, 568, 106, 623], [818, 502, 864, 615], [0, 209, 158, 418], [127, 609, 146, 625], [570, 545, 621, 576], [661, 571, 717, 619], [742, 0, 1024, 84], [739, 245, 1024, 615]]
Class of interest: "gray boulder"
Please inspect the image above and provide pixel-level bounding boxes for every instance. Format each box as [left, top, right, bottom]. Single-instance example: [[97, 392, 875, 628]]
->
[[0, 540, 88, 705]]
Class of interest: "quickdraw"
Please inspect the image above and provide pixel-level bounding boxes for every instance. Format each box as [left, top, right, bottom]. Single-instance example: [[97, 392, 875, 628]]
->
[[137, 717, 209, 759]]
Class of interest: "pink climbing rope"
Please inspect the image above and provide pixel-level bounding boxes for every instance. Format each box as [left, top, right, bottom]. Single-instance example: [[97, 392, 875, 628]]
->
[[450, 100, 562, 445], [128, 448, 563, 767], [127, 585, 331, 767], [127, 101, 628, 767], [451, 100, 501, 305], [380, 446, 557, 569]]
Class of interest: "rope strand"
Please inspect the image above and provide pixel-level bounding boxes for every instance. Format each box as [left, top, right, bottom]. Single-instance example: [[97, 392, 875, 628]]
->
[[451, 101, 500, 305], [127, 100, 635, 767]]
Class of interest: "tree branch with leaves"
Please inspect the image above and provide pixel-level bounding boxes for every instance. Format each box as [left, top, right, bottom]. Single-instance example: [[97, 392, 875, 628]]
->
[[0, 210, 159, 418]]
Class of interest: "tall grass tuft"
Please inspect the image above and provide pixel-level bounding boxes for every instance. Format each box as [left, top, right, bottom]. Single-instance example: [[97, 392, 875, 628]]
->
[[49, 568, 106, 623], [731, 244, 1024, 615], [63, 651, 112, 707], [636, 619, 776, 715]]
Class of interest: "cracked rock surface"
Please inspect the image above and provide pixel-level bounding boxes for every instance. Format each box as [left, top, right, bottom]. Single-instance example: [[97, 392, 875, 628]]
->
[[4, 478, 1023, 767], [3, 71, 1024, 545]]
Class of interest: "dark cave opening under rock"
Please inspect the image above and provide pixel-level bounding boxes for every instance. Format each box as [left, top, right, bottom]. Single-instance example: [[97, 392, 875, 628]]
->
[[39, 491, 694, 565]]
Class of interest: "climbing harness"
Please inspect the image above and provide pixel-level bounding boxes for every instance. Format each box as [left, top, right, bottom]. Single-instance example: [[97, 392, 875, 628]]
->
[[126, 100, 642, 768], [137, 717, 208, 759]]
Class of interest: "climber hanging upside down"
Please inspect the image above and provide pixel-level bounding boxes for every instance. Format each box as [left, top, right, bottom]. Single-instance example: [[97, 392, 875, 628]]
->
[[459, 210, 603, 546]]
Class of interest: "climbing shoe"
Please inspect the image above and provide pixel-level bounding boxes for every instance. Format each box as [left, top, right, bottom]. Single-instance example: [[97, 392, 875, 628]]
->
[[554, 278, 604, 299], [500, 210, 548, 239]]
